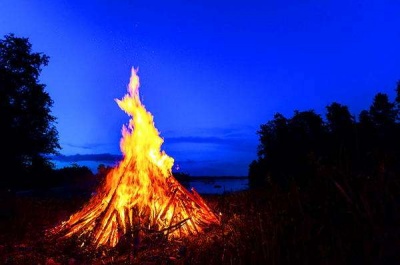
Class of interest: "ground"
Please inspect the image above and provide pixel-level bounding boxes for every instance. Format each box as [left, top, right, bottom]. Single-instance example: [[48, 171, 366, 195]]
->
[[0, 185, 399, 264]]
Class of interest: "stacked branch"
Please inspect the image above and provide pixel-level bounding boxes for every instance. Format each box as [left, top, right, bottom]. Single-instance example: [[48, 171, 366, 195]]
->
[[49, 168, 220, 248], [49, 68, 220, 248]]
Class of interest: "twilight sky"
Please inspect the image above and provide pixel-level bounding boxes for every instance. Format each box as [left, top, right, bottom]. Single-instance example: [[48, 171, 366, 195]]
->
[[1, 0, 400, 176]]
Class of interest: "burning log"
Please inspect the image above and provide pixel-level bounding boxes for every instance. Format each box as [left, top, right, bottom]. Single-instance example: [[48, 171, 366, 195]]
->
[[48, 68, 220, 248]]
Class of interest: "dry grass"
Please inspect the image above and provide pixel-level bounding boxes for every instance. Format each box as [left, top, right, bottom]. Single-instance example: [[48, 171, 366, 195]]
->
[[0, 178, 399, 264]]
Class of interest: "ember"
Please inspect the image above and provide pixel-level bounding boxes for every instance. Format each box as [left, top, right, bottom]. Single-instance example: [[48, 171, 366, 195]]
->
[[49, 67, 220, 248]]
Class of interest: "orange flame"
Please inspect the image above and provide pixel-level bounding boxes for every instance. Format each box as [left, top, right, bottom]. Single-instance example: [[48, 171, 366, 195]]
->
[[50, 67, 220, 248]]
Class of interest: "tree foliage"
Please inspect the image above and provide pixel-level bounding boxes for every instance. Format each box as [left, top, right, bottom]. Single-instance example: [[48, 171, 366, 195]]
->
[[249, 82, 400, 190], [0, 34, 60, 189]]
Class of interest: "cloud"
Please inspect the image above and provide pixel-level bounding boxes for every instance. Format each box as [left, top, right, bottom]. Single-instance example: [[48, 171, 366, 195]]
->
[[165, 136, 224, 144], [62, 143, 95, 150], [60, 141, 120, 155], [163, 125, 257, 138], [164, 135, 256, 153], [161, 126, 259, 176], [51, 153, 122, 163], [52, 125, 259, 176]]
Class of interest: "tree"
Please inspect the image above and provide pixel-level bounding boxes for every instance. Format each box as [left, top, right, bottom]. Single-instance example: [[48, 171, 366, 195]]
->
[[249, 80, 400, 192], [0, 33, 60, 189], [257, 113, 288, 161], [326, 102, 355, 135], [286, 110, 326, 187], [250, 110, 326, 189], [368, 92, 397, 175], [395, 80, 400, 121], [250, 113, 288, 188], [325, 102, 356, 170], [369, 93, 396, 128], [357, 110, 375, 171]]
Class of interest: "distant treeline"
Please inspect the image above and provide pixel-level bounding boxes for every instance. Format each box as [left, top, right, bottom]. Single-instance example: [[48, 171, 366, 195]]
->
[[249, 81, 400, 190]]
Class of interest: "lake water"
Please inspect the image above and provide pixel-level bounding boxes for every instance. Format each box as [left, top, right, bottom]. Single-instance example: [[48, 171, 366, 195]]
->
[[52, 161, 249, 195], [182, 177, 249, 194]]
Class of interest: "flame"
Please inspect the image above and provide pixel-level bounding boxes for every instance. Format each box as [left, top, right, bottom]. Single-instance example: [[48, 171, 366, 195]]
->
[[50, 67, 220, 248]]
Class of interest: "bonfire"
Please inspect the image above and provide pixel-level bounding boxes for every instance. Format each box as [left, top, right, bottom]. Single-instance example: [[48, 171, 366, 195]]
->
[[49, 68, 220, 248]]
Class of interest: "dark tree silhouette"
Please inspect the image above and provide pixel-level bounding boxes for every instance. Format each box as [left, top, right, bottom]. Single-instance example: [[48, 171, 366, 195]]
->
[[369, 93, 396, 128], [249, 82, 400, 190], [326, 103, 355, 136], [368, 93, 398, 177], [357, 109, 376, 172], [285, 110, 326, 187], [250, 110, 326, 189], [395, 81, 400, 121], [0, 34, 60, 190], [251, 113, 289, 188], [325, 102, 356, 170]]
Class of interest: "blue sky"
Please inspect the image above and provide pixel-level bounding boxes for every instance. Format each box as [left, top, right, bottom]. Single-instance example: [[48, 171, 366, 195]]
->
[[1, 0, 400, 176]]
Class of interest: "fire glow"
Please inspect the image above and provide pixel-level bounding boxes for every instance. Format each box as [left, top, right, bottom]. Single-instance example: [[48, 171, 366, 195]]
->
[[50, 68, 220, 248]]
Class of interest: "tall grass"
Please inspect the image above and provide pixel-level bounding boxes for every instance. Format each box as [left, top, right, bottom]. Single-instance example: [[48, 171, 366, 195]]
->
[[0, 170, 399, 264]]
